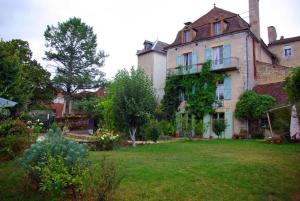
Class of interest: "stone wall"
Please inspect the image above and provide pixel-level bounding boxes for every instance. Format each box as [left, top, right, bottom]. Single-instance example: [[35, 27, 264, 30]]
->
[[256, 61, 291, 85]]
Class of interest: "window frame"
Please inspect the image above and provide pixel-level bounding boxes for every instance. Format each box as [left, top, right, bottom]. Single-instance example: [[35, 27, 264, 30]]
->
[[184, 30, 190, 43], [214, 21, 222, 36], [212, 46, 224, 66], [283, 46, 292, 57], [183, 52, 193, 69]]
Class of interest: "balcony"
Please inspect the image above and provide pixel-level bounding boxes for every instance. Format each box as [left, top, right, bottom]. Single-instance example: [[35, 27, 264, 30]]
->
[[211, 57, 239, 72], [212, 100, 224, 109], [167, 57, 239, 76]]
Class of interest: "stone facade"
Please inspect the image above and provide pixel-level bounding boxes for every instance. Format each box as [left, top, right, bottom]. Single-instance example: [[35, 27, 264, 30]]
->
[[167, 31, 273, 138], [269, 41, 300, 67]]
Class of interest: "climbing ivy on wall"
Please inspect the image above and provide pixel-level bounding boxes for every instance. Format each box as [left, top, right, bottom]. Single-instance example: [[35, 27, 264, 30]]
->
[[161, 61, 224, 120]]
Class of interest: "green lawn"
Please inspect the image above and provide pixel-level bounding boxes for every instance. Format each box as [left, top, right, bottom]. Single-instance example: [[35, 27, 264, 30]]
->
[[1, 140, 300, 201]]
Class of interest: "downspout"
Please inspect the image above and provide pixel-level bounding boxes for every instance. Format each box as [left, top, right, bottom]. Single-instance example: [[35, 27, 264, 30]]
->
[[245, 32, 251, 90], [245, 32, 251, 137]]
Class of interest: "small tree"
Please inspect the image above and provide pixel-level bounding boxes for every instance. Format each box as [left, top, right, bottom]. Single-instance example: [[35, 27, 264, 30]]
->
[[212, 119, 227, 138], [44, 17, 107, 114], [111, 68, 156, 147], [235, 91, 275, 137]]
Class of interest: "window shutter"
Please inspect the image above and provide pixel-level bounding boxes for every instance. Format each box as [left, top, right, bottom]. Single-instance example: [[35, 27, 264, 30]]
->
[[224, 111, 233, 138], [192, 50, 198, 73], [203, 114, 211, 138], [223, 44, 231, 66], [176, 55, 181, 67], [204, 48, 212, 62], [192, 85, 196, 94], [224, 76, 232, 100]]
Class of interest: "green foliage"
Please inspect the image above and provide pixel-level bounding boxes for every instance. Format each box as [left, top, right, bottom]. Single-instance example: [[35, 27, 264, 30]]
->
[[212, 119, 227, 138], [97, 95, 116, 130], [44, 17, 107, 114], [92, 128, 120, 151], [235, 91, 275, 121], [0, 120, 35, 160], [39, 154, 89, 199], [22, 128, 89, 179], [91, 157, 124, 201], [158, 120, 176, 136], [143, 120, 161, 142], [271, 107, 291, 134], [110, 68, 157, 146], [194, 120, 205, 137], [0, 107, 10, 120], [74, 97, 101, 118], [161, 61, 223, 120], [0, 39, 55, 110], [284, 67, 300, 102]]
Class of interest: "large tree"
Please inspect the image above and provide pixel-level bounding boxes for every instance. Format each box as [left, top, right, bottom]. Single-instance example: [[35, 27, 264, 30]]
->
[[44, 17, 107, 114], [111, 68, 156, 147], [0, 39, 55, 110]]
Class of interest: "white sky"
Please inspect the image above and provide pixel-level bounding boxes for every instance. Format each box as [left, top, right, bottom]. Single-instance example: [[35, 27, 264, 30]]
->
[[1, 0, 300, 79]]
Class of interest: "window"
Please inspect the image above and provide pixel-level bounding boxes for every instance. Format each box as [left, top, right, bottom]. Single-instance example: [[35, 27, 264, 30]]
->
[[179, 90, 185, 101], [216, 81, 224, 101], [214, 22, 221, 35], [184, 31, 190, 43], [213, 112, 225, 120], [183, 52, 192, 68], [212, 46, 223, 66], [283, 46, 292, 57]]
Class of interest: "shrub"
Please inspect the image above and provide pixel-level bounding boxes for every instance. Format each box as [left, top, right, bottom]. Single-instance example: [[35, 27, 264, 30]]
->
[[22, 128, 89, 181], [194, 120, 205, 137], [0, 120, 35, 160], [39, 155, 89, 200], [143, 120, 161, 142], [90, 157, 124, 201], [0, 107, 10, 120], [92, 128, 120, 151], [212, 119, 227, 138], [159, 120, 175, 136]]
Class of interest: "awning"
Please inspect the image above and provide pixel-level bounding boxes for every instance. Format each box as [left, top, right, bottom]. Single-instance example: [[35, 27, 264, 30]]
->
[[0, 97, 17, 108]]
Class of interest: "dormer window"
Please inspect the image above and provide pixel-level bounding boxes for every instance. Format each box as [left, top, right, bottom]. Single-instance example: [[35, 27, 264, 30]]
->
[[214, 21, 221, 35], [184, 30, 190, 43]]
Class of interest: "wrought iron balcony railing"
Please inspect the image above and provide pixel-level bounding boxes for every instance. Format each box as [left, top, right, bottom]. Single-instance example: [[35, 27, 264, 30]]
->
[[167, 57, 239, 76]]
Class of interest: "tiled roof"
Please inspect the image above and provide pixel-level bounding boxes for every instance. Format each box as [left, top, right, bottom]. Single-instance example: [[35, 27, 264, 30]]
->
[[269, 36, 300, 46], [253, 82, 288, 105], [167, 7, 250, 48], [137, 40, 169, 55]]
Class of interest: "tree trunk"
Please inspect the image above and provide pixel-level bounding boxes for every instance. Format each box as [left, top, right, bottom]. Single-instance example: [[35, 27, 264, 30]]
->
[[65, 86, 71, 115], [129, 128, 137, 147]]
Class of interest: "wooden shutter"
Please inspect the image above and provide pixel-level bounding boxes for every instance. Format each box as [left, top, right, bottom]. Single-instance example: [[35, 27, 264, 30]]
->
[[224, 76, 232, 100], [192, 50, 198, 73], [223, 44, 231, 66], [224, 111, 233, 138], [204, 48, 212, 62]]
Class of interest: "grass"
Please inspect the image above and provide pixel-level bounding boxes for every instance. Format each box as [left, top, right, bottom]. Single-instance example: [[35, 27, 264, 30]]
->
[[1, 140, 300, 201]]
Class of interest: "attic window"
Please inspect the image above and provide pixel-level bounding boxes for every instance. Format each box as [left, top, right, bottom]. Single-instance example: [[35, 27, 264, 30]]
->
[[184, 30, 190, 43], [283, 46, 292, 57], [214, 21, 221, 35]]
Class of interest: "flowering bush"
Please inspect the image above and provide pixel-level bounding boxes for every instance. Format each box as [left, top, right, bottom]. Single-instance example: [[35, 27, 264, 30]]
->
[[27, 119, 44, 133], [0, 120, 36, 160], [92, 129, 120, 151]]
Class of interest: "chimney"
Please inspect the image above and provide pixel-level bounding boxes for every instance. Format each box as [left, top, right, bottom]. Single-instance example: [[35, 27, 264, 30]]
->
[[268, 26, 277, 44], [249, 0, 260, 39]]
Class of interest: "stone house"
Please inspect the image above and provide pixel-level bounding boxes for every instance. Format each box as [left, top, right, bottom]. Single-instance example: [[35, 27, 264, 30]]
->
[[138, 0, 300, 138], [137, 40, 169, 102]]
